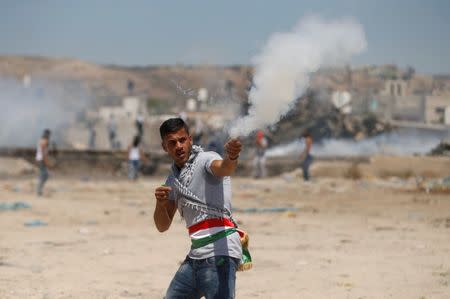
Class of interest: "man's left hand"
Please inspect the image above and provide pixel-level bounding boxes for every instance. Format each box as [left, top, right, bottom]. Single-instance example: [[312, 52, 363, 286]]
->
[[225, 138, 242, 160]]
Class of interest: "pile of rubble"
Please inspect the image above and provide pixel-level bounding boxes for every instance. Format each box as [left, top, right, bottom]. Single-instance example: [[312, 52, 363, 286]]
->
[[265, 91, 389, 145], [429, 139, 450, 156], [417, 177, 450, 194], [0, 157, 35, 177]]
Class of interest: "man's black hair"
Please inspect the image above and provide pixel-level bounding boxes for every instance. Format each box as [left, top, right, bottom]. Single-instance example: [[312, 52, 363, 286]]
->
[[159, 118, 190, 140], [132, 135, 141, 147], [42, 129, 51, 139]]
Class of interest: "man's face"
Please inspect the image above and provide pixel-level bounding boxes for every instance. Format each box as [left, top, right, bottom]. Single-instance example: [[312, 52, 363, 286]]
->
[[162, 127, 192, 168]]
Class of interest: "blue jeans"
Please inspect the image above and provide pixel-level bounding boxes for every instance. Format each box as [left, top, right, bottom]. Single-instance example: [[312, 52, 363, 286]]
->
[[302, 154, 313, 181], [37, 162, 49, 196], [128, 160, 140, 180], [165, 256, 239, 299]]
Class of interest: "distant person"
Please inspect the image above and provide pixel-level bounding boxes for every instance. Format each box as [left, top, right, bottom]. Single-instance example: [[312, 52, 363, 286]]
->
[[253, 130, 268, 178], [107, 116, 118, 149], [36, 129, 51, 196], [127, 79, 135, 95], [127, 135, 147, 180], [193, 119, 204, 146], [207, 132, 224, 156], [299, 132, 313, 181], [88, 126, 96, 150], [135, 114, 144, 137]]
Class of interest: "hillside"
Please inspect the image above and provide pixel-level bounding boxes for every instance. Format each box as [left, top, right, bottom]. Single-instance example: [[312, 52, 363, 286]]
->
[[0, 55, 252, 110], [1, 55, 448, 109], [1, 55, 449, 149]]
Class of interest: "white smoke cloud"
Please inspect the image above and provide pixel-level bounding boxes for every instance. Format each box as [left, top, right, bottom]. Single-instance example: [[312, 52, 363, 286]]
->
[[229, 16, 367, 137], [0, 77, 90, 147], [267, 131, 444, 157]]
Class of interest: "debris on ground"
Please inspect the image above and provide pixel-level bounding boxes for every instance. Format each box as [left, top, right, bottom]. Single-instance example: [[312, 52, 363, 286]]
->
[[417, 177, 450, 194], [0, 158, 35, 177], [0, 201, 31, 211], [24, 220, 48, 227]]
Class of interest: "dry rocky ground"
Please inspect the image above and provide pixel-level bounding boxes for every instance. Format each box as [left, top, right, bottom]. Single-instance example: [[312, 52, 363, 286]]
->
[[0, 169, 449, 298]]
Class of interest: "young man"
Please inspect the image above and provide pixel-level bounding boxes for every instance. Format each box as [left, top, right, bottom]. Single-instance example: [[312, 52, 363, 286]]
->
[[107, 115, 118, 149], [135, 114, 144, 137], [36, 129, 51, 196], [127, 135, 148, 180], [299, 131, 313, 181], [154, 118, 242, 299], [253, 130, 268, 178]]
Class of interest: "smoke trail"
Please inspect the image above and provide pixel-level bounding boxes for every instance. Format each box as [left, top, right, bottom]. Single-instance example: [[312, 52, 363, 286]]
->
[[267, 131, 444, 157], [229, 16, 367, 137]]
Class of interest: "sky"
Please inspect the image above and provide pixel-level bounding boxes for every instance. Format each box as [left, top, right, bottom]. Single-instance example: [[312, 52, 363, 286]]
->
[[0, 0, 449, 74]]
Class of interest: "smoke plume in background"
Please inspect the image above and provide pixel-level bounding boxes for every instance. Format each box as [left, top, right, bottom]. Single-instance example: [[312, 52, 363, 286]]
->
[[229, 16, 367, 137], [0, 77, 90, 147], [267, 130, 445, 157]]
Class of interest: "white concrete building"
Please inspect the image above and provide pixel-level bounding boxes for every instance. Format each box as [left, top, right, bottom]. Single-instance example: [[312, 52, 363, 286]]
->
[[98, 97, 145, 122], [381, 79, 409, 97], [331, 91, 352, 114], [425, 95, 450, 124]]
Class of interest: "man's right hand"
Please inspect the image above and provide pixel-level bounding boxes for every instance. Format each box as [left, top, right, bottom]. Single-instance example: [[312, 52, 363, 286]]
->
[[299, 153, 306, 162], [154, 185, 176, 232], [154, 185, 172, 207], [44, 158, 53, 169]]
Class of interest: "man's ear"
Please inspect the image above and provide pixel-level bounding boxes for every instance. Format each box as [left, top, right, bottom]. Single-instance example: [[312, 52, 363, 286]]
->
[[161, 141, 168, 152]]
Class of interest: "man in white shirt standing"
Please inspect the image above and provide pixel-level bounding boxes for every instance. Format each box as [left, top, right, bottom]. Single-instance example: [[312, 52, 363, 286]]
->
[[36, 129, 51, 196]]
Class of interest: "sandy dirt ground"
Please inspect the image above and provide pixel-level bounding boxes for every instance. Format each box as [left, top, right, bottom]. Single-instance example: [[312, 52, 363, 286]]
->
[[0, 172, 449, 299]]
